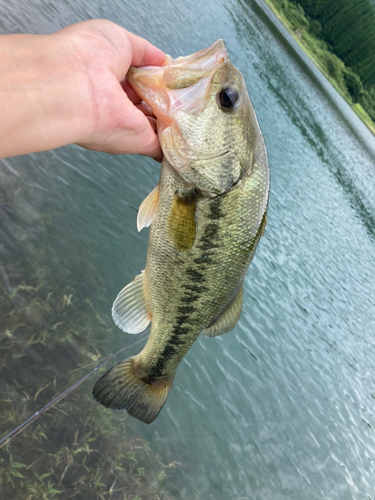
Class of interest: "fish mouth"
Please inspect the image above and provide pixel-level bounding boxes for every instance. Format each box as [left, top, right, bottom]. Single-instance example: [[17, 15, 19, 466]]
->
[[165, 39, 228, 75], [126, 42, 238, 183], [126, 40, 229, 123]]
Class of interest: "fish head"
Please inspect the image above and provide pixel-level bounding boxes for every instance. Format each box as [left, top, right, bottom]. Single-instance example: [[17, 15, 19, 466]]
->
[[127, 40, 257, 195]]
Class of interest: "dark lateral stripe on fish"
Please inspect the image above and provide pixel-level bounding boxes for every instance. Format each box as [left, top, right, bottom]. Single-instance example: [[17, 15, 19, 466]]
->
[[196, 223, 221, 252], [193, 253, 214, 265], [147, 278, 202, 382], [172, 325, 190, 335], [146, 197, 226, 384], [182, 284, 208, 293], [146, 325, 190, 383], [207, 195, 225, 220], [177, 305, 195, 315], [146, 211, 265, 385], [175, 314, 191, 324], [186, 268, 206, 282], [147, 305, 198, 382], [146, 345, 177, 382], [180, 294, 200, 303], [195, 197, 224, 260]]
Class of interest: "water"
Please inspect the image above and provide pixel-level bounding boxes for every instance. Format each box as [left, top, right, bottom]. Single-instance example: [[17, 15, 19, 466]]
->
[[1, 0, 375, 498]]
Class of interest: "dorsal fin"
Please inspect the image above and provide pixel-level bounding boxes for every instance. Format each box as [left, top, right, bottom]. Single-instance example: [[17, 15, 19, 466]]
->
[[112, 270, 151, 334], [137, 184, 159, 232], [167, 190, 196, 252], [204, 286, 243, 337]]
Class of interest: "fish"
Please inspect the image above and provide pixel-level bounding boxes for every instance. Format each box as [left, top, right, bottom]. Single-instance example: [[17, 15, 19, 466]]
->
[[92, 40, 270, 424]]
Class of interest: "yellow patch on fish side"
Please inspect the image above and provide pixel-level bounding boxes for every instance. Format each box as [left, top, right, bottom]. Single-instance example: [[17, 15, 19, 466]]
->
[[167, 191, 196, 252]]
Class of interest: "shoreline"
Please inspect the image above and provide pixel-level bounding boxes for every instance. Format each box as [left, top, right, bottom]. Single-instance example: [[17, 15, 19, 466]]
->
[[262, 0, 375, 136]]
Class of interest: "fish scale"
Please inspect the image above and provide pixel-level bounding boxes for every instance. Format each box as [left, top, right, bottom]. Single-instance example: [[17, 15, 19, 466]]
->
[[92, 40, 270, 423], [149, 147, 267, 375]]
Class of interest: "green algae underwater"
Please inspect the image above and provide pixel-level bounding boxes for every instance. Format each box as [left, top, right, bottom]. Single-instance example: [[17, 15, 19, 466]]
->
[[0, 167, 183, 499]]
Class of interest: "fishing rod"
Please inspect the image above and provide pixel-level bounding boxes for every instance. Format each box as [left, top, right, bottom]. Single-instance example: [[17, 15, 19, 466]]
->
[[0, 331, 148, 450]]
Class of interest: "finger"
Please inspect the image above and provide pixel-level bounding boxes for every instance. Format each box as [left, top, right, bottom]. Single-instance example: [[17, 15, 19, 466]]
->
[[116, 98, 162, 160], [136, 129, 163, 162], [74, 22, 165, 79], [146, 116, 158, 134], [121, 78, 142, 104], [121, 81, 156, 117], [143, 139, 163, 163], [121, 80, 156, 116], [135, 102, 155, 118], [127, 31, 165, 68], [131, 114, 163, 161]]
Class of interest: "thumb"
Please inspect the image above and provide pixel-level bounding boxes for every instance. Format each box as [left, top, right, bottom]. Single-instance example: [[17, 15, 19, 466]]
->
[[125, 111, 163, 161], [138, 128, 163, 163]]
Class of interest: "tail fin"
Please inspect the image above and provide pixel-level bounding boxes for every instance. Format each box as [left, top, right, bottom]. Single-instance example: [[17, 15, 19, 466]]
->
[[92, 357, 174, 424]]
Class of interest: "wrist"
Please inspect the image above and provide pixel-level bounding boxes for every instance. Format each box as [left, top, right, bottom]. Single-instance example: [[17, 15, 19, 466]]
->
[[0, 32, 92, 158]]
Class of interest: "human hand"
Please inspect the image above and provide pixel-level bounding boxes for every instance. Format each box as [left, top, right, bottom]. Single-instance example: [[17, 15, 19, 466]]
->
[[0, 20, 165, 160], [61, 20, 165, 160]]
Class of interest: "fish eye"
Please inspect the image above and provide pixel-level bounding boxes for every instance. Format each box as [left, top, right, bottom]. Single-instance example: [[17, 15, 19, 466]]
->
[[218, 87, 240, 110]]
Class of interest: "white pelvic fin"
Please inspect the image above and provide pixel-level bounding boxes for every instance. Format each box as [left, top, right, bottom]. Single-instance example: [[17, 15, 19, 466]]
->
[[137, 184, 159, 232], [204, 286, 244, 337], [112, 270, 151, 334]]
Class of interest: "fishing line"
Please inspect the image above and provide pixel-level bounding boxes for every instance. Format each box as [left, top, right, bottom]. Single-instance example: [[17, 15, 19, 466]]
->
[[0, 331, 148, 450]]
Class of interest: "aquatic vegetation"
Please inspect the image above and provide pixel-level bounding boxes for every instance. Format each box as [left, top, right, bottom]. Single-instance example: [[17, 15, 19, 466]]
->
[[0, 172, 181, 499]]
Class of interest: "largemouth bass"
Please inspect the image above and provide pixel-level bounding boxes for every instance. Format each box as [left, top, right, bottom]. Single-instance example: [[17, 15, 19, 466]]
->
[[93, 40, 270, 424]]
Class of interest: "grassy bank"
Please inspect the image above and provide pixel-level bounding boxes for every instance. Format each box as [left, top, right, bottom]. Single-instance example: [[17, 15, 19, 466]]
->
[[263, 0, 375, 135]]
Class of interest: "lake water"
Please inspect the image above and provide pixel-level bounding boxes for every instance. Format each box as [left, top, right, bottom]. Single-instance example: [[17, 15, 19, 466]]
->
[[1, 0, 375, 498]]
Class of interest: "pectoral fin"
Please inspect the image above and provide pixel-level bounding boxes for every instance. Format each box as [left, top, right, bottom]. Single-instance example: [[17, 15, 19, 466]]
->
[[112, 270, 151, 334], [204, 286, 243, 337], [167, 190, 196, 252], [137, 184, 159, 231]]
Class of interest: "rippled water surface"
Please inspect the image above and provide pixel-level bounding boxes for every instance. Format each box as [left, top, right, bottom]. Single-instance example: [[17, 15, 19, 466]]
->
[[1, 0, 375, 498]]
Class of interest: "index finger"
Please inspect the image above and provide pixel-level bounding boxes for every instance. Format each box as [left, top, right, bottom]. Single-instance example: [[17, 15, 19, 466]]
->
[[127, 31, 165, 68]]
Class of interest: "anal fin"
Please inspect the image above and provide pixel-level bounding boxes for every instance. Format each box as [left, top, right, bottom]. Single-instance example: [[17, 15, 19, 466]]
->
[[137, 184, 159, 231], [112, 270, 151, 334], [204, 285, 243, 337]]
